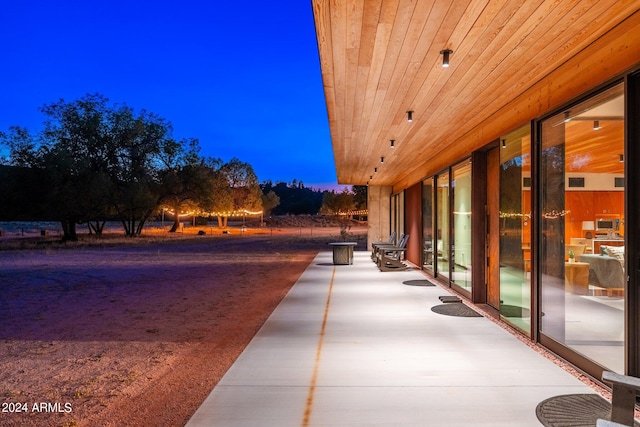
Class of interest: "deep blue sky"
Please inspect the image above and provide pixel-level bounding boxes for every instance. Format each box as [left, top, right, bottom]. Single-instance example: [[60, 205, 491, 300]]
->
[[0, 1, 339, 189]]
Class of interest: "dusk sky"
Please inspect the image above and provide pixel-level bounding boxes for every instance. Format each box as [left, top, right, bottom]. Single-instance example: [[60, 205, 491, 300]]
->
[[0, 1, 339, 189]]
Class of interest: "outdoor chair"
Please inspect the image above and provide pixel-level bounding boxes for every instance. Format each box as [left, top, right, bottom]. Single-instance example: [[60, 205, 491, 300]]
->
[[375, 234, 407, 262], [376, 234, 410, 271], [370, 232, 400, 261], [599, 370, 640, 426]]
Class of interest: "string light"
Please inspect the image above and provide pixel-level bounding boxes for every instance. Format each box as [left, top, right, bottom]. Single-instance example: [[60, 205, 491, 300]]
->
[[499, 212, 532, 219], [337, 209, 368, 216], [161, 208, 264, 218], [542, 210, 571, 219]]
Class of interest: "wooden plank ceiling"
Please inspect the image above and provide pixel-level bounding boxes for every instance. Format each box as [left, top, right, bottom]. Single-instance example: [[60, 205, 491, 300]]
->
[[312, 0, 639, 186]]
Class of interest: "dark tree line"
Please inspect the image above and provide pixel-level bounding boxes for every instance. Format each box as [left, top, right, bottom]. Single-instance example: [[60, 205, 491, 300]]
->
[[261, 181, 367, 217], [261, 181, 324, 215], [0, 94, 263, 240]]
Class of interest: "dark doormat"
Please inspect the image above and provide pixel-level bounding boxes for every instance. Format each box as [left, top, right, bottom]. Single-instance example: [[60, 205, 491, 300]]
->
[[431, 303, 482, 317], [499, 304, 531, 318], [535, 394, 640, 427], [403, 279, 435, 286], [439, 295, 461, 303]]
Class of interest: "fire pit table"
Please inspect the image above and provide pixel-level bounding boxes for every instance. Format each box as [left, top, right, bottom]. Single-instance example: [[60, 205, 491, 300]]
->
[[328, 242, 357, 265]]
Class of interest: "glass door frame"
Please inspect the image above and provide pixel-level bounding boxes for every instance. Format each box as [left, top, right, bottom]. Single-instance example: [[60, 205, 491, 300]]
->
[[434, 169, 451, 284], [422, 176, 435, 273], [626, 69, 640, 377], [429, 162, 473, 298], [534, 78, 630, 380], [450, 158, 473, 297]]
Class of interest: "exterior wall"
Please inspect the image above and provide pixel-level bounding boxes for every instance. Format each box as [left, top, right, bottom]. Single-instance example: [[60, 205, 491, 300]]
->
[[367, 185, 392, 249], [404, 182, 422, 266]]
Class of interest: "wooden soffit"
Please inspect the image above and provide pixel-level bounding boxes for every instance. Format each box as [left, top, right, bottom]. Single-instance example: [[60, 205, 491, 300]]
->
[[311, 0, 640, 187]]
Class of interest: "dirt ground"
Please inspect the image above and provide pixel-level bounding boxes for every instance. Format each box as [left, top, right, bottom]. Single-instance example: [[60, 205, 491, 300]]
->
[[0, 227, 367, 427]]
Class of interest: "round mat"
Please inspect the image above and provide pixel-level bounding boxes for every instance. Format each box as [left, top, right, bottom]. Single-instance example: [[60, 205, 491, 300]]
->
[[431, 303, 482, 317], [403, 280, 435, 287], [536, 394, 615, 427]]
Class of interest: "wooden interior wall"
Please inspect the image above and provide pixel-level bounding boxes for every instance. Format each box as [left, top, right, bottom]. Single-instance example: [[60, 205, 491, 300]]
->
[[565, 191, 624, 239], [404, 182, 423, 266]]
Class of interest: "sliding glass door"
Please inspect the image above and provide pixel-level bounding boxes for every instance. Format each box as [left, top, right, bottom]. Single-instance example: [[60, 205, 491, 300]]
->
[[429, 160, 472, 289], [452, 160, 472, 291], [422, 178, 434, 272], [499, 125, 532, 333], [436, 172, 450, 281], [539, 82, 625, 373]]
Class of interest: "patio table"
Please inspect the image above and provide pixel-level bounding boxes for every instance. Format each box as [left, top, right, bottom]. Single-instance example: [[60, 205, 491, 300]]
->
[[328, 242, 357, 265]]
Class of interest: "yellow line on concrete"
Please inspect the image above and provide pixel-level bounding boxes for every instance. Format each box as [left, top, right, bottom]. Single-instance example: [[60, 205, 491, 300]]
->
[[302, 265, 336, 426]]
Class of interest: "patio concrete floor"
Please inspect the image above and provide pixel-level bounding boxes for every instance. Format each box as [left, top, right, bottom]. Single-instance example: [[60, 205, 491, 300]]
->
[[186, 250, 603, 426]]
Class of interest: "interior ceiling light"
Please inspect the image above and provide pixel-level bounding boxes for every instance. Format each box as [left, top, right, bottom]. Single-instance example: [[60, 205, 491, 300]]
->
[[501, 139, 506, 148], [593, 120, 601, 130], [564, 111, 571, 122], [374, 167, 377, 173], [619, 154, 624, 162], [406, 111, 413, 122], [440, 49, 453, 67], [390, 139, 395, 148], [380, 156, 384, 163]]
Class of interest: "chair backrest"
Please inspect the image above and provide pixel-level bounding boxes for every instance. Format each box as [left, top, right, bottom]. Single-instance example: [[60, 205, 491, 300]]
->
[[388, 231, 397, 244], [397, 234, 409, 249]]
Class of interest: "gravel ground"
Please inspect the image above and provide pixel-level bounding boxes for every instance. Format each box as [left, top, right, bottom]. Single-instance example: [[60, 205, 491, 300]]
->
[[0, 228, 367, 427]]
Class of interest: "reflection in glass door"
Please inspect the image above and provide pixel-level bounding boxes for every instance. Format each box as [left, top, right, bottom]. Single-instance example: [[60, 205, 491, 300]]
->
[[422, 178, 434, 272], [499, 125, 531, 334], [539, 83, 625, 373], [436, 172, 450, 281], [452, 160, 472, 291]]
